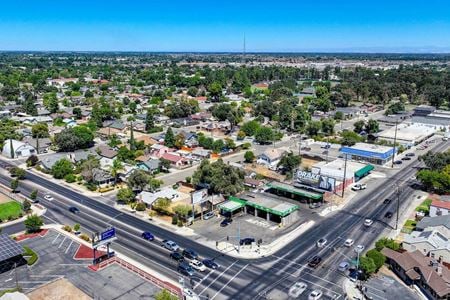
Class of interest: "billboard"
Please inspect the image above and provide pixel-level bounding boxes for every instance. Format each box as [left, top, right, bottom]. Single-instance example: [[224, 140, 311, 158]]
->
[[295, 170, 336, 192], [191, 189, 208, 205], [92, 227, 117, 247]]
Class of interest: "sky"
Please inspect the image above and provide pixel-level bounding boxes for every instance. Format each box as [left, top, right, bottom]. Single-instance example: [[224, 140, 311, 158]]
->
[[1, 0, 450, 52]]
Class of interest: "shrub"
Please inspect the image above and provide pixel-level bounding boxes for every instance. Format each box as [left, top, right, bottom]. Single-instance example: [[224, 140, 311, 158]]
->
[[242, 142, 251, 150], [172, 215, 178, 225], [64, 174, 77, 183], [22, 200, 32, 212], [85, 183, 97, 191], [73, 223, 80, 232], [177, 220, 183, 227], [366, 249, 386, 271], [359, 256, 376, 278], [375, 237, 401, 251], [24, 215, 43, 233], [79, 234, 90, 242], [62, 225, 72, 232], [135, 202, 146, 211], [22, 246, 38, 266]]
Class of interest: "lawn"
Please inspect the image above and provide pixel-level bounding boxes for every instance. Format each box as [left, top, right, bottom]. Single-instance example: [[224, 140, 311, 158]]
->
[[0, 201, 22, 221], [416, 199, 433, 214]]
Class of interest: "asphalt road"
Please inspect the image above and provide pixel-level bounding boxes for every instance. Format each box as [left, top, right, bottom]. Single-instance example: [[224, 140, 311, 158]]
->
[[0, 139, 448, 299]]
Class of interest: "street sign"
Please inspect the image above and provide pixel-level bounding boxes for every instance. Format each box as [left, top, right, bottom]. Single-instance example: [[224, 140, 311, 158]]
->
[[92, 227, 117, 247], [101, 228, 115, 241]]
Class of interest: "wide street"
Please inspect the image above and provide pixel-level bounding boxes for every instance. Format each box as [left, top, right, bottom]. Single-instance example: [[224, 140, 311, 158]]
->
[[0, 139, 448, 299]]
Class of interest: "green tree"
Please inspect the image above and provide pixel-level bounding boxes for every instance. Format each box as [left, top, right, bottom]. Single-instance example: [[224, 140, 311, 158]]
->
[[55, 127, 94, 152], [334, 111, 344, 120], [277, 152, 301, 179], [366, 249, 386, 271], [51, 159, 74, 179], [237, 130, 246, 140], [127, 169, 150, 191], [43, 92, 59, 113], [341, 130, 364, 146], [321, 118, 335, 135], [117, 188, 135, 203], [155, 289, 178, 300], [359, 256, 376, 277], [353, 120, 366, 133], [10, 179, 19, 192], [10, 167, 26, 179], [30, 189, 38, 201], [22, 199, 32, 212], [73, 223, 81, 232], [164, 127, 175, 148], [73, 107, 82, 119], [241, 120, 261, 136], [212, 139, 225, 153], [254, 126, 274, 144], [31, 123, 50, 138], [152, 197, 171, 214], [159, 158, 171, 171], [80, 155, 100, 183], [109, 159, 124, 184], [173, 204, 192, 219], [366, 119, 379, 134], [24, 214, 43, 233], [208, 81, 222, 102], [306, 120, 322, 137], [244, 151, 255, 163], [145, 109, 155, 132]]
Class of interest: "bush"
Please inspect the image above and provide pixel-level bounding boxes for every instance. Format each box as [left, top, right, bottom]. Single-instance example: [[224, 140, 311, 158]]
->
[[177, 220, 183, 227], [24, 214, 43, 233], [375, 237, 401, 251], [64, 174, 77, 183], [242, 142, 251, 150], [135, 202, 146, 211], [98, 186, 114, 193], [366, 249, 386, 271], [62, 225, 72, 232], [73, 223, 80, 232], [22, 199, 32, 212], [85, 183, 97, 191], [416, 199, 432, 214], [359, 256, 376, 277], [172, 214, 178, 225], [22, 246, 38, 266], [79, 234, 90, 242]]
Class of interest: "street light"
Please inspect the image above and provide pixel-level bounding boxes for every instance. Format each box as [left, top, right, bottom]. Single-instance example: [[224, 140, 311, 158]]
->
[[355, 246, 364, 286]]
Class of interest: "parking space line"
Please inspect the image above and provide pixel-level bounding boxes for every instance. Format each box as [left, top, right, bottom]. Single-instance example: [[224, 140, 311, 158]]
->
[[194, 269, 214, 289], [59, 263, 90, 266], [30, 275, 64, 278], [197, 260, 239, 295], [210, 264, 249, 300], [51, 233, 61, 244], [65, 240, 74, 254], [58, 236, 67, 249], [18, 281, 49, 284]]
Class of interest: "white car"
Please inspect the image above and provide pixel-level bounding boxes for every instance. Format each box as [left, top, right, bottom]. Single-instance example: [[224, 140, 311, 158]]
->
[[338, 261, 350, 272], [44, 194, 54, 201], [354, 245, 365, 253], [316, 238, 328, 248], [308, 290, 323, 300], [161, 240, 179, 251], [351, 183, 367, 191], [364, 219, 373, 227], [189, 259, 206, 272], [288, 282, 308, 298], [183, 288, 200, 300], [344, 239, 354, 247]]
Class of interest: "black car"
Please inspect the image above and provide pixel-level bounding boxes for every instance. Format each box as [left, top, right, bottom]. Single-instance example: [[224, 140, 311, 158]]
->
[[308, 255, 322, 268], [383, 198, 391, 204], [239, 238, 255, 246], [220, 218, 233, 227], [401, 157, 411, 161], [177, 262, 195, 276], [169, 251, 184, 262], [394, 160, 403, 165], [182, 249, 199, 260], [384, 211, 393, 218], [405, 153, 415, 157], [202, 259, 220, 269], [68, 206, 80, 214]]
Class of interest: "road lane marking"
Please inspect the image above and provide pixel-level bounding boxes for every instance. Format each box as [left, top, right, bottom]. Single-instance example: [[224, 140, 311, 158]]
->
[[197, 260, 239, 296], [210, 263, 249, 300], [194, 269, 214, 289], [51, 233, 61, 244]]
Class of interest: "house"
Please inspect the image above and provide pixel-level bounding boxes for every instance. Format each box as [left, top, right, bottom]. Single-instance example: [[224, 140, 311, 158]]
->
[[417, 215, 450, 238], [335, 107, 363, 118], [103, 120, 127, 132], [403, 230, 450, 264], [431, 200, 450, 217], [22, 137, 52, 154], [46, 78, 79, 87], [96, 144, 118, 167], [37, 108, 51, 116], [135, 135, 157, 147], [138, 189, 180, 206], [257, 148, 286, 169], [382, 248, 450, 299], [149, 144, 170, 158], [191, 148, 211, 160], [244, 177, 263, 189], [137, 159, 160, 174], [91, 168, 114, 186], [63, 118, 77, 128], [39, 153, 68, 171], [161, 152, 189, 168], [2, 139, 36, 159]]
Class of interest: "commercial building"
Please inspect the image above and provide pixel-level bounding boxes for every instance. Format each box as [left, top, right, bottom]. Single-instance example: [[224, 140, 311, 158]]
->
[[411, 105, 450, 132], [311, 159, 373, 182], [340, 143, 395, 165], [377, 123, 435, 147]]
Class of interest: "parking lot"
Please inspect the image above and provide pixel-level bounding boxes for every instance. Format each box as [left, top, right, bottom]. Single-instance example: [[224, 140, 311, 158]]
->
[[0, 230, 163, 299]]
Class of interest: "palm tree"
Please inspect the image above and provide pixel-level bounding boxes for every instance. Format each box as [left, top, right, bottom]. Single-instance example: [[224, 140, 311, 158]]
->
[[110, 159, 124, 185]]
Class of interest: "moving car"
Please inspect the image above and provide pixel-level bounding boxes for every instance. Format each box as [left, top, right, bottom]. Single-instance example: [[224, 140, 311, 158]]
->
[[44, 194, 54, 201], [394, 160, 403, 165], [182, 249, 199, 260], [354, 245, 365, 253], [308, 290, 323, 300], [68, 206, 80, 214], [405, 153, 415, 157], [384, 211, 393, 218], [203, 211, 215, 220], [161, 240, 180, 251], [189, 259, 206, 272], [401, 157, 411, 161], [308, 256, 322, 268], [344, 239, 354, 247], [220, 218, 233, 227], [239, 238, 255, 246], [364, 219, 373, 227], [288, 282, 308, 298], [141, 232, 154, 241], [338, 261, 350, 272], [169, 251, 184, 262], [202, 259, 220, 269], [352, 183, 367, 191], [316, 238, 327, 248], [178, 262, 195, 277], [383, 198, 391, 204]]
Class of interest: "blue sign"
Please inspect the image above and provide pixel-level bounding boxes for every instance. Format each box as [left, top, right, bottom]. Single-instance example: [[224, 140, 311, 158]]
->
[[101, 228, 115, 241]]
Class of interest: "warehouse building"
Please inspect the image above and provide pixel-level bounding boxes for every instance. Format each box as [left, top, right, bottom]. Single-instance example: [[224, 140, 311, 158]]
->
[[340, 143, 395, 165], [377, 123, 435, 147]]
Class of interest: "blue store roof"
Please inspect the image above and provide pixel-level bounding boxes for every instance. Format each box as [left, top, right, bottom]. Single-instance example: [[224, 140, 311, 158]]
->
[[340, 145, 395, 160]]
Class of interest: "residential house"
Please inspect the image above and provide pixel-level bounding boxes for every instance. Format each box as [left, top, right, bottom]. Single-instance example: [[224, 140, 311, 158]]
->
[[39, 153, 68, 171], [46, 78, 79, 87], [430, 200, 450, 217], [191, 148, 211, 160], [63, 118, 77, 128], [137, 159, 160, 174], [96, 144, 118, 168], [244, 177, 264, 189], [37, 108, 51, 116], [149, 144, 170, 158], [191, 112, 212, 121], [138, 189, 180, 207], [403, 230, 450, 264], [417, 215, 450, 238], [257, 148, 286, 169], [2, 139, 36, 159], [91, 168, 114, 186], [22, 137, 52, 154], [135, 135, 157, 147], [382, 248, 450, 299], [161, 152, 189, 169]]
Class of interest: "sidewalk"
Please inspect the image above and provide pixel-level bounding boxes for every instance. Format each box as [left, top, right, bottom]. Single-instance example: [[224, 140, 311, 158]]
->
[[343, 278, 364, 300]]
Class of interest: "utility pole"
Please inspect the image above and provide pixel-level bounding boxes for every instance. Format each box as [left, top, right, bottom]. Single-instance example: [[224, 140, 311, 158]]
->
[[391, 120, 398, 168], [341, 153, 348, 198], [14, 262, 19, 291], [395, 185, 401, 230], [237, 221, 241, 253]]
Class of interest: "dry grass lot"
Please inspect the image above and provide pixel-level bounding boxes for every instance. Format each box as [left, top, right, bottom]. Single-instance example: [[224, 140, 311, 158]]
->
[[27, 278, 91, 300]]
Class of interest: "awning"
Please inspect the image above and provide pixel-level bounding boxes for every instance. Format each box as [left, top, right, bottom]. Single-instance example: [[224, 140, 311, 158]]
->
[[354, 164, 374, 178], [245, 201, 299, 217], [218, 197, 246, 212], [267, 182, 323, 200]]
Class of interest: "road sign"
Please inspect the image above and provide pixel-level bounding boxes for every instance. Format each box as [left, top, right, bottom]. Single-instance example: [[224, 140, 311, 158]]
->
[[92, 227, 117, 247], [191, 189, 208, 205], [101, 228, 115, 241]]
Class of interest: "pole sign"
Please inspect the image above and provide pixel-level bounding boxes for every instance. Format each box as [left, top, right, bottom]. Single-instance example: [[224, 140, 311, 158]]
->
[[295, 170, 336, 192], [191, 188, 208, 205], [92, 227, 117, 247]]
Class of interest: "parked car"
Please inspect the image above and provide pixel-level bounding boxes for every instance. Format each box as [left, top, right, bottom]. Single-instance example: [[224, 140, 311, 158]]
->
[[141, 232, 154, 241], [202, 259, 220, 269], [394, 160, 403, 165], [44, 194, 54, 201], [161, 240, 180, 251], [316, 238, 327, 248], [178, 262, 195, 277], [354, 245, 365, 253], [169, 251, 184, 262], [308, 290, 323, 300], [220, 218, 233, 227], [203, 211, 215, 220], [383, 198, 391, 204], [182, 249, 199, 260], [384, 211, 393, 218], [68, 206, 80, 214], [239, 238, 255, 246], [364, 219, 373, 227], [338, 261, 350, 272], [189, 259, 206, 272], [308, 256, 322, 268], [288, 282, 308, 298], [405, 153, 415, 157], [183, 288, 200, 300], [321, 143, 331, 149], [344, 239, 354, 247], [401, 157, 411, 161], [309, 202, 321, 209], [352, 183, 367, 191]]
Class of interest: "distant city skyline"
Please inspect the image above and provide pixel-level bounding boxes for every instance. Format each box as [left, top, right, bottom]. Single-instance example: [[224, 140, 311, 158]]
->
[[1, 0, 450, 53]]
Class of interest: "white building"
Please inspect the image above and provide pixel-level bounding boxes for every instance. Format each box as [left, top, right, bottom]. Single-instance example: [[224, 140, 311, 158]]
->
[[430, 200, 450, 217], [403, 230, 450, 264], [2, 139, 36, 159], [377, 123, 436, 147]]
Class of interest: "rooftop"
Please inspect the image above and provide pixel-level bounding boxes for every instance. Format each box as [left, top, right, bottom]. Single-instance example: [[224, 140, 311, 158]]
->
[[432, 200, 450, 210], [0, 234, 23, 262], [377, 123, 435, 143], [236, 192, 299, 217]]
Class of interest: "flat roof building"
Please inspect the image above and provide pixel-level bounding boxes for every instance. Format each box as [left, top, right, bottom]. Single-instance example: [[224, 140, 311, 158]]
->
[[377, 123, 435, 147], [340, 143, 395, 165], [312, 159, 373, 182]]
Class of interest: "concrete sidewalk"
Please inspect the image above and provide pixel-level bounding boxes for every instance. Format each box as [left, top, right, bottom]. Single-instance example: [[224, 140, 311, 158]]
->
[[343, 278, 364, 300]]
